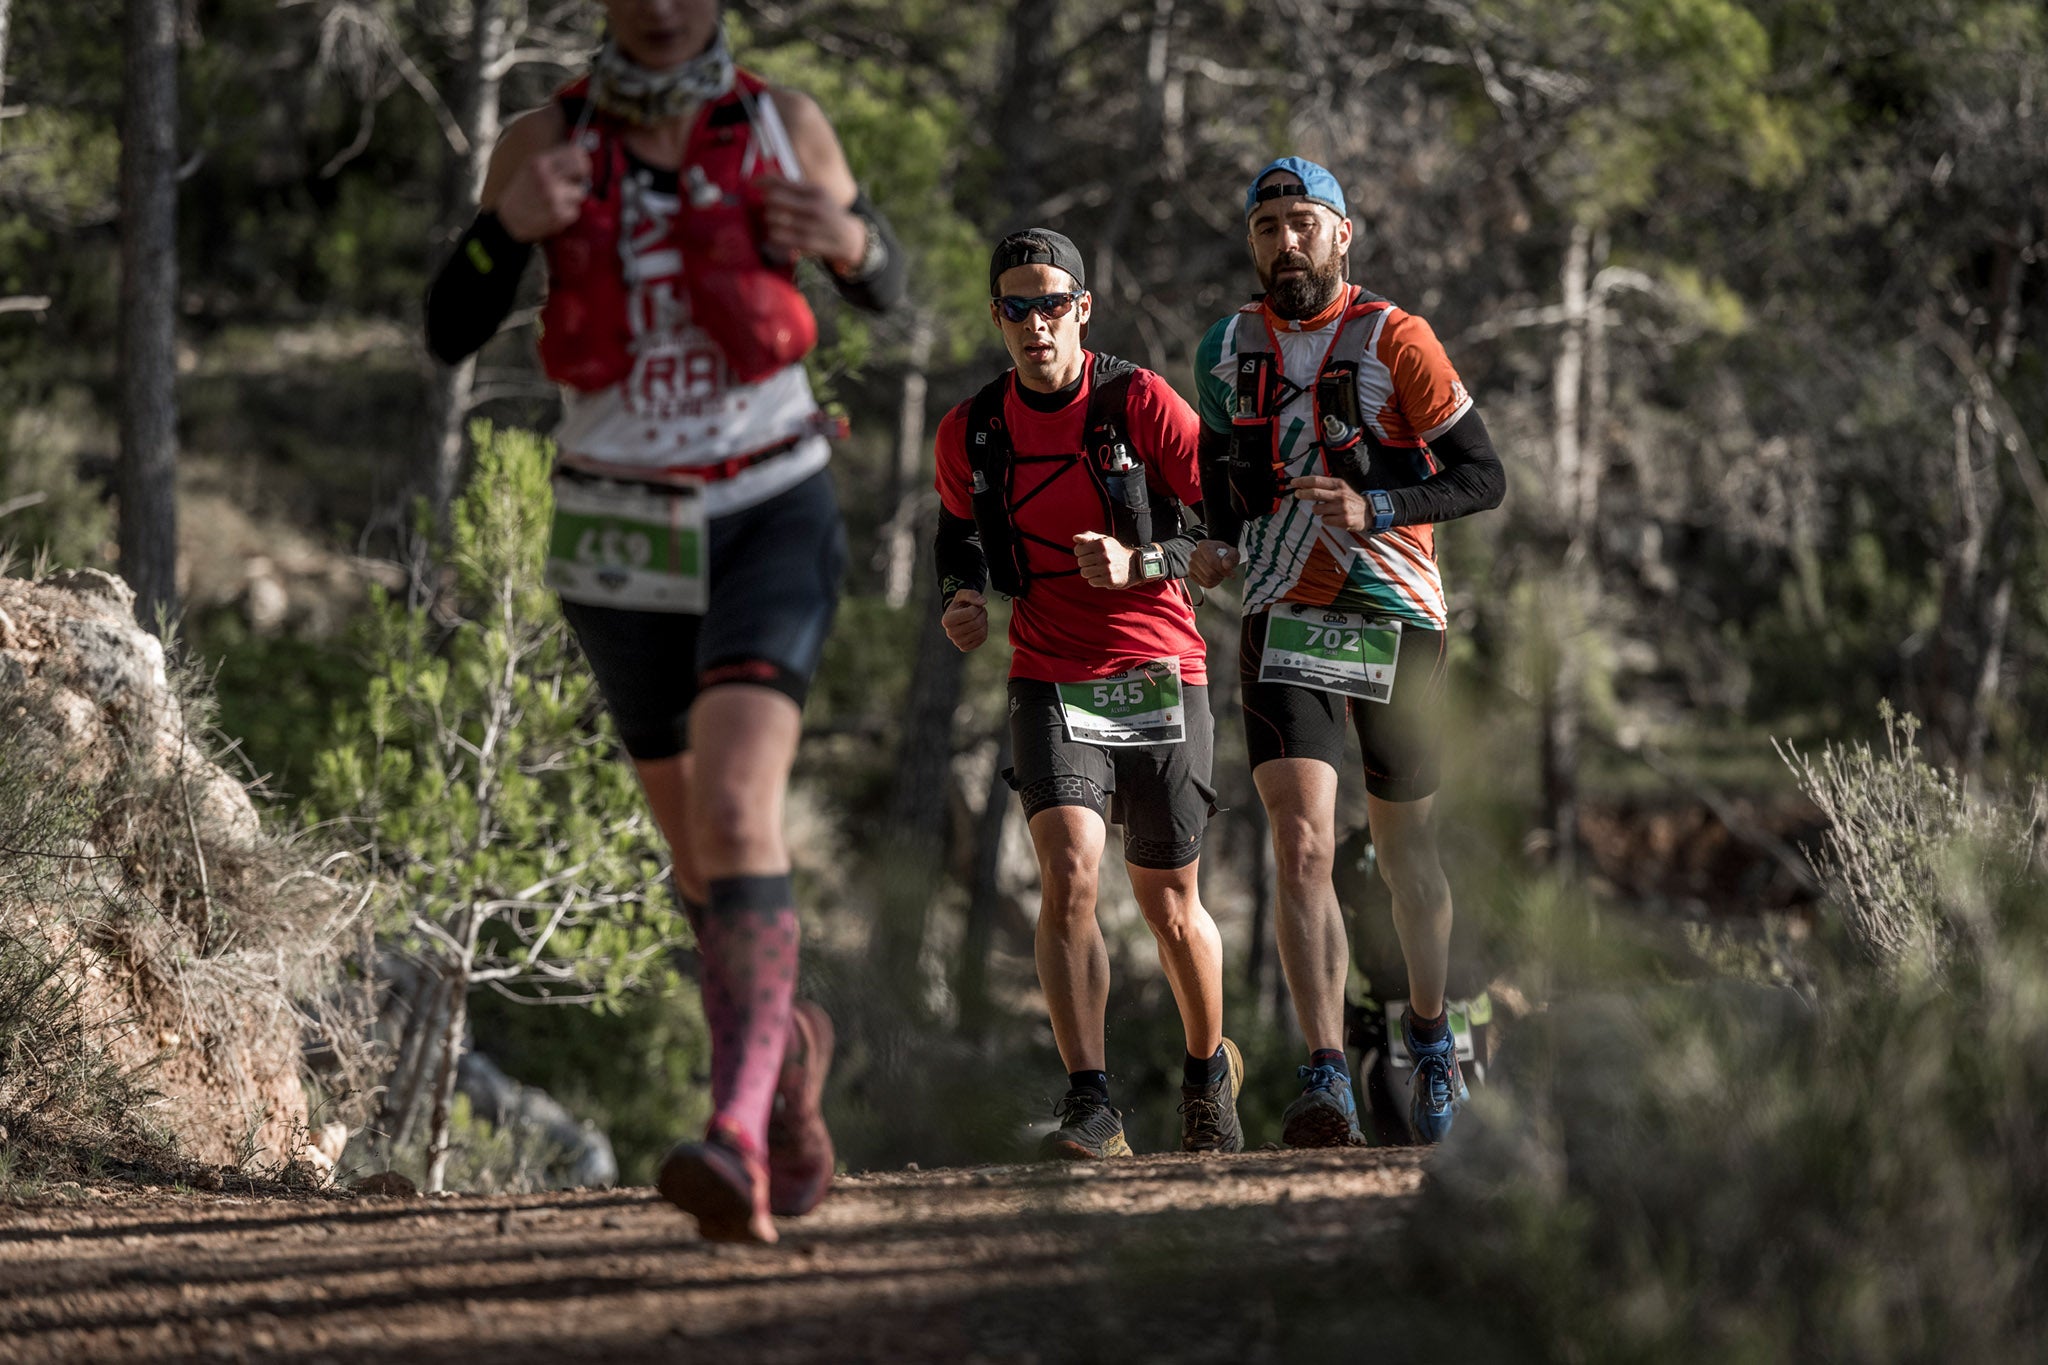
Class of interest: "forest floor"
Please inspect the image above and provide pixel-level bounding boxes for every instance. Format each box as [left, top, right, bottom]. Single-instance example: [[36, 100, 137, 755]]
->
[[0, 1147, 1427, 1364]]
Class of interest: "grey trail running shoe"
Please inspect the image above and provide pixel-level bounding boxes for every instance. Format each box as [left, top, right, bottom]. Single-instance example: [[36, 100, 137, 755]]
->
[[1178, 1038, 1246, 1153], [1039, 1088, 1134, 1160], [1280, 1058, 1366, 1148]]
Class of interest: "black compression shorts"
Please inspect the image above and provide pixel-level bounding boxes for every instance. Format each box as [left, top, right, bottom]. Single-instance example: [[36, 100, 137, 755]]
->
[[560, 468, 847, 760], [1238, 610, 1447, 803], [1004, 678, 1217, 870]]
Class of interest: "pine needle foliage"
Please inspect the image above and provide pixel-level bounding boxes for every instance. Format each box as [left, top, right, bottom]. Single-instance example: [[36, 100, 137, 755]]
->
[[305, 423, 683, 1189]]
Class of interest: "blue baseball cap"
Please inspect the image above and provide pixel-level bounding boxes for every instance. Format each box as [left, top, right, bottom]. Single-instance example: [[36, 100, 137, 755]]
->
[[1244, 157, 1347, 221]]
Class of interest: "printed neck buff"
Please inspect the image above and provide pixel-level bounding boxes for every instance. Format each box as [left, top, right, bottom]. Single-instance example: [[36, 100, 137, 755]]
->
[[588, 24, 737, 126]]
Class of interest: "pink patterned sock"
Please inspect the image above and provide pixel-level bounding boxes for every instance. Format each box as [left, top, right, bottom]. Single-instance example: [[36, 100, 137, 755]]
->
[[697, 874, 800, 1152]]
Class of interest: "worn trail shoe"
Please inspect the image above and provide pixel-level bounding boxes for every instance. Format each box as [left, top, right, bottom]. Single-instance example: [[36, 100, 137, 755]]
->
[[1178, 1038, 1246, 1153], [1281, 1058, 1365, 1148], [657, 1115, 776, 1243], [1039, 1088, 1133, 1160], [767, 1000, 835, 1217], [1403, 1008, 1469, 1144]]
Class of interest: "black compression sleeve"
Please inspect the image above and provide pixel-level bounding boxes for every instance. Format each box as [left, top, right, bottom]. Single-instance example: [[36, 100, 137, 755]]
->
[[1197, 424, 1244, 546], [828, 191, 907, 314], [425, 211, 533, 365], [1389, 407, 1507, 527], [1155, 503, 1208, 578], [934, 510, 988, 604]]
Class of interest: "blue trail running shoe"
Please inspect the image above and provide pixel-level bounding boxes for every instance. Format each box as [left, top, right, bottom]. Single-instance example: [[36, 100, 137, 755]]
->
[[1280, 1058, 1365, 1148], [1403, 1007, 1470, 1144]]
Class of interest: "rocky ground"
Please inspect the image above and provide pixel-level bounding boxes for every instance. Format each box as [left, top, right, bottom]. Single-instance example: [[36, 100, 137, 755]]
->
[[0, 1148, 1426, 1364]]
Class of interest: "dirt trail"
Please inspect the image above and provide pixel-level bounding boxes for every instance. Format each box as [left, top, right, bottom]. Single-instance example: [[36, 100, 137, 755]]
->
[[0, 1149, 1424, 1363]]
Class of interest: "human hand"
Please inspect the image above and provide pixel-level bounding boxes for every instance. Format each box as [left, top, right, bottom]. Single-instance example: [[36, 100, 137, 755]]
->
[[757, 176, 868, 271], [1288, 475, 1369, 531], [1073, 532, 1136, 589], [941, 588, 989, 651], [1188, 539, 1241, 587], [496, 143, 592, 242]]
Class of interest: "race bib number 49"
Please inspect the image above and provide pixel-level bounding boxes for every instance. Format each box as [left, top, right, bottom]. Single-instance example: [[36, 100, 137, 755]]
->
[[1057, 660, 1186, 747], [1259, 604, 1401, 703], [546, 476, 707, 614]]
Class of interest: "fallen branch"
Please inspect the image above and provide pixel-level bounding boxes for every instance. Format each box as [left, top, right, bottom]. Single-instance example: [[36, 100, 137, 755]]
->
[[0, 295, 53, 316]]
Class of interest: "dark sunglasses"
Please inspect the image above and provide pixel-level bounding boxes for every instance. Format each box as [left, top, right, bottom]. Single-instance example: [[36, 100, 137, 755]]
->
[[994, 290, 1086, 323]]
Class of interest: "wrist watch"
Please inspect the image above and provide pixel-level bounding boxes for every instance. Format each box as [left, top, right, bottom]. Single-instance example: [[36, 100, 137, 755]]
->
[[836, 215, 885, 280], [1136, 543, 1168, 582]]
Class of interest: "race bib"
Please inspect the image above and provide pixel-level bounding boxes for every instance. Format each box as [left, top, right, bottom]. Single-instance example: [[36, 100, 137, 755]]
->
[[1056, 660, 1185, 747], [546, 475, 707, 614], [1258, 605, 1401, 703]]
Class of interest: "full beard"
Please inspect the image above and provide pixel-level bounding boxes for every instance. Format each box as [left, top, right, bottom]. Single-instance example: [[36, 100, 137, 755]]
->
[[1262, 251, 1346, 319]]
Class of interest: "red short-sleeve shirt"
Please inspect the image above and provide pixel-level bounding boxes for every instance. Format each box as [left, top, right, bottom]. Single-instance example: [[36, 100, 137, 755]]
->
[[934, 354, 1209, 685]]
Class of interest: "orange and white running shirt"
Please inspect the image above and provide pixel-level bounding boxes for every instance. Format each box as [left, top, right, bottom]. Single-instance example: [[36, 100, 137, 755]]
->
[[1195, 286, 1472, 629]]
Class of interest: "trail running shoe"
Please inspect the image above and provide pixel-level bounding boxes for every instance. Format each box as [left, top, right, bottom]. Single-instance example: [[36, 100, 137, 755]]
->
[[1281, 1058, 1365, 1148], [657, 1115, 776, 1244], [1039, 1088, 1133, 1160], [1403, 1008, 1469, 1144], [1178, 1038, 1246, 1153], [767, 1000, 835, 1217]]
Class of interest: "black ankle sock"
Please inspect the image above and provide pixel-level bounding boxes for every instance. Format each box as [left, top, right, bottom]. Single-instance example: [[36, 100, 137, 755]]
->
[[1408, 1009, 1449, 1043], [1310, 1047, 1349, 1077], [1183, 1046, 1226, 1088], [1069, 1069, 1110, 1101]]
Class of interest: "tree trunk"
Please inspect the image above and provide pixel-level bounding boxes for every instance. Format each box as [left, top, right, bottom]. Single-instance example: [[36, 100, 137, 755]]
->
[[422, 963, 470, 1194], [0, 0, 13, 154], [957, 736, 1013, 1040], [1551, 222, 1589, 529], [881, 309, 936, 607], [871, 578, 966, 990], [1094, 0, 1175, 299], [1928, 400, 1987, 768], [376, 963, 449, 1157], [117, 0, 181, 632], [426, 0, 509, 524], [1243, 800, 1278, 1024], [1580, 227, 1610, 537], [1539, 224, 1592, 874], [875, 0, 1058, 989], [995, 0, 1060, 223]]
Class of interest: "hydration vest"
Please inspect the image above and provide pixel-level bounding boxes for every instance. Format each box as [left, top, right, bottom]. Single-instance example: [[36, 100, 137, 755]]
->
[[538, 71, 817, 392], [1225, 287, 1440, 520], [963, 355, 1183, 599]]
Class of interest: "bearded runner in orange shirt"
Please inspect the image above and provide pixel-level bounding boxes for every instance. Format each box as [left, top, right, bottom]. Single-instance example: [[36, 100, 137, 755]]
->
[[1189, 158, 1507, 1146]]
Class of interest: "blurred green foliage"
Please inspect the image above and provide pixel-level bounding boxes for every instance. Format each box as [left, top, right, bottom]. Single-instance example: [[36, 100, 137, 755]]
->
[[305, 422, 686, 1072]]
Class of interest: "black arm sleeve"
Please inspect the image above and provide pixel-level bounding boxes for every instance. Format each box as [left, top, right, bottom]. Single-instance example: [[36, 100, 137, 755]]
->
[[827, 191, 907, 315], [425, 211, 533, 365], [934, 510, 988, 605], [1390, 407, 1507, 527], [1196, 423, 1244, 546], [1155, 503, 1208, 579]]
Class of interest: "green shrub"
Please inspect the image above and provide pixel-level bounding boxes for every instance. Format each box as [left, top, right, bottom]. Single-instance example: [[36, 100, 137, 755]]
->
[[305, 423, 689, 1191], [1402, 712, 2048, 1361]]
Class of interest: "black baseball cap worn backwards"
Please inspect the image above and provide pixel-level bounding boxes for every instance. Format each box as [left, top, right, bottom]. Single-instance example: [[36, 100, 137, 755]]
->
[[989, 229, 1087, 296]]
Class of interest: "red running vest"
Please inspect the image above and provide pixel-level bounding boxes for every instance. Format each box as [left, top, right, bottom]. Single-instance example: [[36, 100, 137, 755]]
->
[[538, 70, 818, 392]]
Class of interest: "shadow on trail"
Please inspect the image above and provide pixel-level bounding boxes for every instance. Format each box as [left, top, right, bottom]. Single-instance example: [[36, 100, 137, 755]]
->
[[0, 1188, 655, 1247]]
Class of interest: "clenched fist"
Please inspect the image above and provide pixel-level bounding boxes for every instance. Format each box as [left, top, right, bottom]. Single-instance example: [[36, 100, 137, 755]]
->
[[942, 588, 989, 652], [496, 143, 593, 243], [1288, 475, 1369, 531], [757, 176, 869, 271], [1188, 539, 1241, 588], [1072, 531, 1136, 589]]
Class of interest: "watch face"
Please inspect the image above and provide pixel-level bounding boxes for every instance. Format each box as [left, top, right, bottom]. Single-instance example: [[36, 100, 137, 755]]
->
[[1140, 548, 1167, 580]]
